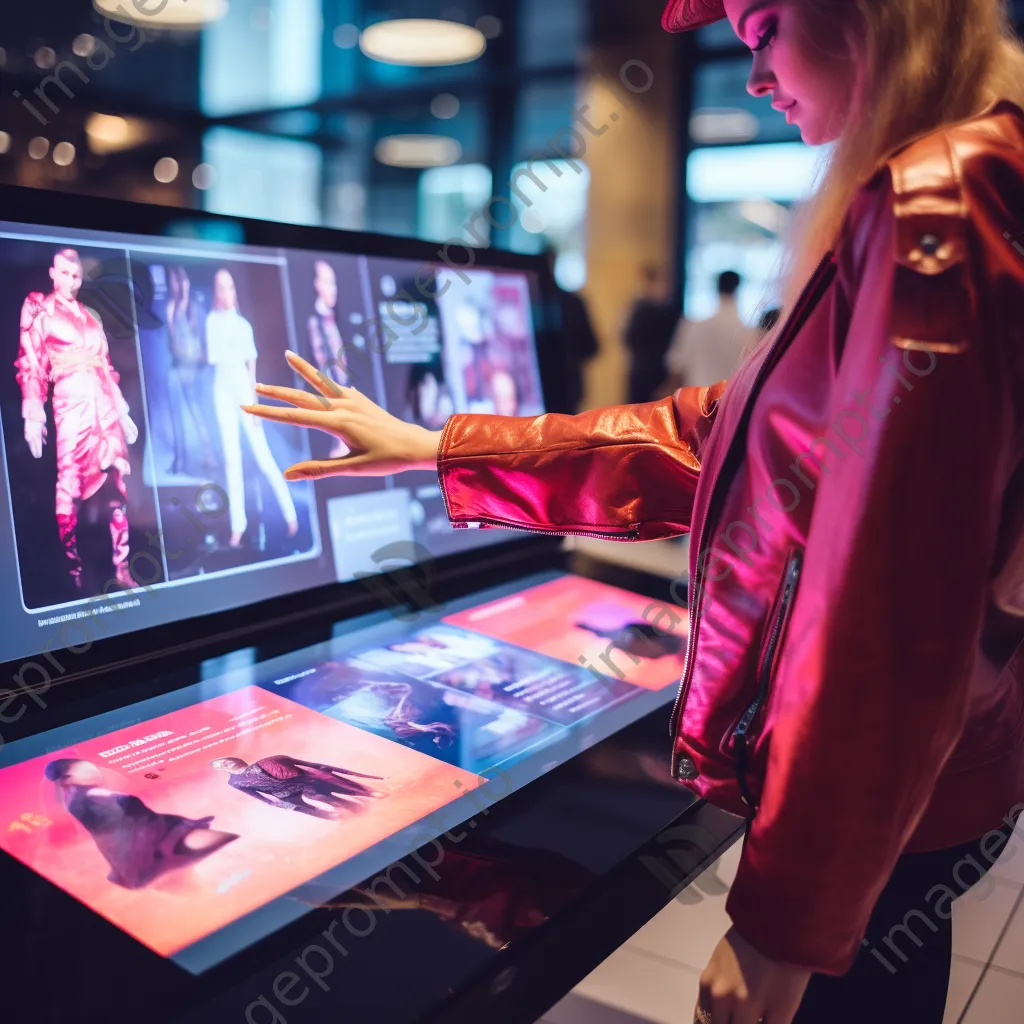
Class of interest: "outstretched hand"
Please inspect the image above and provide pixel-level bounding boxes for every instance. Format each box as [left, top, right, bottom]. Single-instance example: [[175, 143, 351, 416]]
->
[[241, 350, 443, 479]]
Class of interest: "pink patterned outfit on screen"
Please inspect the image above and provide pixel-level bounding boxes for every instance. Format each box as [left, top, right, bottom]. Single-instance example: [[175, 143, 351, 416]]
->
[[16, 291, 133, 589]]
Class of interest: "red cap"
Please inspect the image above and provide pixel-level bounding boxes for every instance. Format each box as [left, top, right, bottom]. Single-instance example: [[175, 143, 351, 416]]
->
[[662, 0, 727, 32]]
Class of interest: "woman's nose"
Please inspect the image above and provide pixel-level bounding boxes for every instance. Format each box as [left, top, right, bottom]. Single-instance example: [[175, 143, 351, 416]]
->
[[747, 62, 775, 98]]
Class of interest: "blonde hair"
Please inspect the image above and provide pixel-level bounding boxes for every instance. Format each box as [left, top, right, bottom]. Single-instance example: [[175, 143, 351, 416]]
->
[[776, 0, 1024, 317]]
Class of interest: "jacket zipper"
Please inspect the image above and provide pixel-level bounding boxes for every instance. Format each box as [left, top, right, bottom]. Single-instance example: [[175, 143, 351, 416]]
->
[[669, 252, 836, 753], [733, 548, 803, 810], [452, 516, 641, 542]]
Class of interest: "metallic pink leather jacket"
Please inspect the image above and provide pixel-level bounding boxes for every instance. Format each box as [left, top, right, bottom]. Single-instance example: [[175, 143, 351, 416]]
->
[[436, 102, 1024, 974]]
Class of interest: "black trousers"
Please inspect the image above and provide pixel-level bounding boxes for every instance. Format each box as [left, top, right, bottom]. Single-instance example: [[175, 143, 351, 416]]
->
[[792, 819, 1016, 1023]]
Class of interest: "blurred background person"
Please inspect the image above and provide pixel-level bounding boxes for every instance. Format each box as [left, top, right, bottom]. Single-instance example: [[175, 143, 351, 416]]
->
[[622, 263, 679, 405], [663, 270, 757, 390], [166, 265, 215, 476], [206, 268, 298, 549], [538, 245, 599, 414], [758, 306, 782, 338]]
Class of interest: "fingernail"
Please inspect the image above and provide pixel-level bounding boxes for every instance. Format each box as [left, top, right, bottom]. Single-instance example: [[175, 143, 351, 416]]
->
[[285, 350, 297, 360], [254, 383, 266, 393]]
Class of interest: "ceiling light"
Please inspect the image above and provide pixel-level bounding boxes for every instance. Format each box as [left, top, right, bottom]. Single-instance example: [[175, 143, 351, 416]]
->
[[53, 142, 76, 166], [0, 133, 10, 155], [192, 163, 217, 189], [34, 47, 56, 70], [85, 113, 154, 154], [476, 15, 502, 39], [374, 135, 462, 168], [689, 108, 760, 145], [93, 0, 229, 29], [360, 19, 486, 67], [72, 34, 97, 57], [430, 93, 460, 120], [154, 156, 179, 183], [28, 137, 50, 160], [333, 23, 360, 49]]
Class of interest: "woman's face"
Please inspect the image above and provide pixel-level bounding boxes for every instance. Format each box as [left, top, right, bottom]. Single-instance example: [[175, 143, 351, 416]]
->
[[213, 270, 237, 310], [65, 761, 102, 786], [725, 0, 859, 146]]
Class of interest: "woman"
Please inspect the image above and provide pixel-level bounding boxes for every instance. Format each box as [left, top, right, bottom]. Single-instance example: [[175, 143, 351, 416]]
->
[[243, 3, 1024, 1021], [45, 759, 237, 890], [165, 265, 215, 475], [405, 357, 455, 431], [206, 267, 299, 548]]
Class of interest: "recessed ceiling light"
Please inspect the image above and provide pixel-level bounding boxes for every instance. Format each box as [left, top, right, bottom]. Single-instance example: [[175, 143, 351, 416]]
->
[[430, 93, 460, 120], [53, 142, 76, 166], [360, 19, 486, 67], [374, 135, 462, 168], [72, 34, 97, 57], [0, 132, 10, 155], [93, 0, 229, 29], [192, 163, 217, 189], [34, 47, 56, 69], [333, 23, 360, 49], [28, 137, 50, 160], [476, 15, 503, 39], [154, 157, 179, 183]]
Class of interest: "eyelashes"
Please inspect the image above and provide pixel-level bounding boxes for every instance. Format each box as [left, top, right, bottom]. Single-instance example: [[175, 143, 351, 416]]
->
[[752, 20, 777, 52]]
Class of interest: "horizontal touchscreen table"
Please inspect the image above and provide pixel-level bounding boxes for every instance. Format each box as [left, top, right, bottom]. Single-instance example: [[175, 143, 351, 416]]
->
[[0, 570, 689, 976]]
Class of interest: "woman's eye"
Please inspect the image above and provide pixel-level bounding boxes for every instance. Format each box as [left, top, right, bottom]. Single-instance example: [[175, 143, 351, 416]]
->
[[752, 22, 777, 52]]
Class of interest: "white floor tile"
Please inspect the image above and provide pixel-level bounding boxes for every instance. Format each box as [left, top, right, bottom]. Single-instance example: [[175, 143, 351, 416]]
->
[[990, 817, 1024, 886], [961, 965, 1024, 1023], [952, 877, 1021, 963], [573, 946, 702, 1024], [625, 860, 734, 971], [943, 956, 984, 1024], [989, 893, 1024, 974]]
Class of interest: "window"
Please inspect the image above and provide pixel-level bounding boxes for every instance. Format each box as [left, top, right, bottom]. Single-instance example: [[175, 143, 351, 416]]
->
[[418, 163, 494, 243], [684, 143, 826, 322]]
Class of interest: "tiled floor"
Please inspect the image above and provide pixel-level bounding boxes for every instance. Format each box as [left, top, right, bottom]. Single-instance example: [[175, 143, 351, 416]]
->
[[535, 821, 1024, 1023]]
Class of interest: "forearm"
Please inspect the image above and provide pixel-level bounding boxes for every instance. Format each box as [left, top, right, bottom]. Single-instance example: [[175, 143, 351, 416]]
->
[[436, 385, 721, 540]]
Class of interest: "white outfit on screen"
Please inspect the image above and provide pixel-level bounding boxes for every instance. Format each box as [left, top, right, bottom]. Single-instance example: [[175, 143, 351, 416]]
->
[[664, 299, 758, 387], [206, 307, 297, 538]]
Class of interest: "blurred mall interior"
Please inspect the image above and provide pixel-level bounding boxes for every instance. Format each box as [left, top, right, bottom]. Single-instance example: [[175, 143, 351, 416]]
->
[[4, 5, 1024, 1024], [0, 0, 933, 409]]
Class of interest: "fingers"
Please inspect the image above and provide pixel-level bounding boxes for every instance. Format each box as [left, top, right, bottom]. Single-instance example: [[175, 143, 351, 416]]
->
[[283, 455, 373, 481], [285, 349, 346, 399], [254, 382, 335, 411], [240, 402, 334, 429]]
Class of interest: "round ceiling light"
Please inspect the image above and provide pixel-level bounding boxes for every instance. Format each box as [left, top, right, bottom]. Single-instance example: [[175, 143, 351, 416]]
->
[[374, 135, 462, 169], [360, 19, 486, 67], [92, 0, 229, 29]]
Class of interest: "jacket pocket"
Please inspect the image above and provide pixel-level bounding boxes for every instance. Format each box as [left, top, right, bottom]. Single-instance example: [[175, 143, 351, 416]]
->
[[732, 546, 804, 812]]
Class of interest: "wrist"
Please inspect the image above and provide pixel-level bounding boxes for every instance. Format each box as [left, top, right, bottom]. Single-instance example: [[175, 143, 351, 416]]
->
[[411, 426, 444, 472]]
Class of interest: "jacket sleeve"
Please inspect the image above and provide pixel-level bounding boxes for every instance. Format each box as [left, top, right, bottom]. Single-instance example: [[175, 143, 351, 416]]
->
[[437, 382, 726, 541], [15, 293, 50, 423], [726, 161, 1022, 973]]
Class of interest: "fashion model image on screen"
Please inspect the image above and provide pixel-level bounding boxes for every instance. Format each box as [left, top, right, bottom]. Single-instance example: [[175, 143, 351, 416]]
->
[[209, 754, 385, 820], [165, 265, 215, 477], [208, 268, 298, 549], [44, 758, 239, 891], [0, 240, 163, 608], [135, 254, 318, 580], [307, 259, 351, 460], [242, 2, 1024, 1021]]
